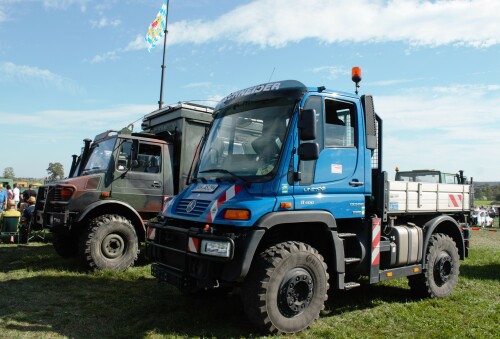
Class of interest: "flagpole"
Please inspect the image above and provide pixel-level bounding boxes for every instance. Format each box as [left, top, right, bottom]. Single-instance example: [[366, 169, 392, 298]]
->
[[158, 0, 170, 110]]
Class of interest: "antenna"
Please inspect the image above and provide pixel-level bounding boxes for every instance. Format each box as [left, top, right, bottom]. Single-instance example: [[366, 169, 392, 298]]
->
[[267, 67, 276, 83]]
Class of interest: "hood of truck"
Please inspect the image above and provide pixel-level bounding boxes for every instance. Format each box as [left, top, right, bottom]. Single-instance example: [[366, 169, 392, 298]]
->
[[39, 175, 104, 208], [166, 181, 277, 227], [43, 175, 102, 192]]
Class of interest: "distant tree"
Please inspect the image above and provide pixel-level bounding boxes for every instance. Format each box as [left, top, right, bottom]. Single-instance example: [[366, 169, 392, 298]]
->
[[47, 162, 65, 181], [3, 167, 15, 179]]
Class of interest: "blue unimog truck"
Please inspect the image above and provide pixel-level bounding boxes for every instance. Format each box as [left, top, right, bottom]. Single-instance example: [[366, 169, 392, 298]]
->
[[146, 71, 471, 334]]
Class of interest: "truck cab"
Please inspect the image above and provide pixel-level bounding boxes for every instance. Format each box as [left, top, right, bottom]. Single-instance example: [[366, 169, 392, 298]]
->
[[34, 103, 212, 270]]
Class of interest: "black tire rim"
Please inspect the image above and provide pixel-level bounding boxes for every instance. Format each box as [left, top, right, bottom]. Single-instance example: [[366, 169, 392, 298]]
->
[[101, 233, 126, 259], [434, 251, 453, 286], [278, 268, 314, 318]]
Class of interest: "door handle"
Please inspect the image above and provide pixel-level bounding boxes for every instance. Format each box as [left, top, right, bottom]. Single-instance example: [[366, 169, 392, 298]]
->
[[349, 180, 364, 187], [152, 181, 161, 188]]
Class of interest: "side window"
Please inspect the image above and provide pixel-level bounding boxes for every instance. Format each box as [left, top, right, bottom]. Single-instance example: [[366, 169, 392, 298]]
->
[[117, 141, 132, 171], [134, 143, 162, 174], [298, 96, 323, 186], [324, 99, 356, 147]]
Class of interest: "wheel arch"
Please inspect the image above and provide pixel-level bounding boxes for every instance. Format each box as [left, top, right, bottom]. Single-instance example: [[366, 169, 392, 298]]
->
[[242, 211, 345, 280], [422, 215, 465, 264], [76, 200, 145, 240]]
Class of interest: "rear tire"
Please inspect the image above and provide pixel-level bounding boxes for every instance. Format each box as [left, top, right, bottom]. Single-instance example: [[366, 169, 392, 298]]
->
[[52, 229, 78, 258], [79, 214, 138, 271], [408, 233, 459, 298], [242, 241, 329, 334]]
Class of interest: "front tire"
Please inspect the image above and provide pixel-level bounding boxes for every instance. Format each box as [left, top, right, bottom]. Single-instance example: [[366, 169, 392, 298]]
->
[[242, 241, 329, 334], [408, 233, 460, 298], [79, 214, 139, 271]]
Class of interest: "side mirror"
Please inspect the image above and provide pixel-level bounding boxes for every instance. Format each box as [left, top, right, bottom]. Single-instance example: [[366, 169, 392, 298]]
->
[[299, 109, 316, 141], [298, 142, 319, 161], [361, 95, 377, 150]]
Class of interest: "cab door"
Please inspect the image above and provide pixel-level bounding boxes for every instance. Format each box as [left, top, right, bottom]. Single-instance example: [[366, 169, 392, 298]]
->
[[112, 140, 164, 215], [293, 95, 366, 219]]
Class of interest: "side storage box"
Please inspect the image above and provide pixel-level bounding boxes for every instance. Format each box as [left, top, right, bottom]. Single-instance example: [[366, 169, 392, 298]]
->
[[389, 226, 423, 266]]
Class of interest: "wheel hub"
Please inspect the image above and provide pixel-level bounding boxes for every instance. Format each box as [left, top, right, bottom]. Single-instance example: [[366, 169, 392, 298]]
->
[[434, 252, 453, 285], [278, 268, 314, 318], [102, 233, 126, 259]]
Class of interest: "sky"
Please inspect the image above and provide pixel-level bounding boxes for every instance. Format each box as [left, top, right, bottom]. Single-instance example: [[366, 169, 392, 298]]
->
[[0, 0, 499, 181]]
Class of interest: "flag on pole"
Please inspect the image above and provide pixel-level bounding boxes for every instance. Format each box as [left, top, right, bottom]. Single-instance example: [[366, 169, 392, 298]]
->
[[145, 1, 168, 52]]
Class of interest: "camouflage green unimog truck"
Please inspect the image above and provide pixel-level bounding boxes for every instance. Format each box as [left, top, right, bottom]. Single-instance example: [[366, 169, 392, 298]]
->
[[33, 103, 212, 270]]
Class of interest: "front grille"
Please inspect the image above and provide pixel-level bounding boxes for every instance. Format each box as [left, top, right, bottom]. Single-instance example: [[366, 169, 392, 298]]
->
[[175, 199, 211, 217], [53, 189, 64, 201]]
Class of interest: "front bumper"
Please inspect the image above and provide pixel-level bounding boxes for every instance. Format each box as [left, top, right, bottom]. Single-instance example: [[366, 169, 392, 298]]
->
[[146, 221, 264, 289]]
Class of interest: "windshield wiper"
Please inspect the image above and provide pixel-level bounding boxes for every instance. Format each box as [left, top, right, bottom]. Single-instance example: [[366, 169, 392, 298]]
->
[[199, 168, 249, 185]]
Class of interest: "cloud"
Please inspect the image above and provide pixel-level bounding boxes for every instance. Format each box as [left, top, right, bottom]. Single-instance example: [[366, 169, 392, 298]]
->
[[43, 0, 87, 11], [312, 66, 350, 80], [183, 82, 212, 89], [0, 7, 6, 23], [0, 103, 157, 178], [90, 16, 121, 29], [0, 104, 156, 135], [377, 84, 500, 180], [162, 0, 499, 48], [90, 51, 119, 64], [123, 34, 148, 52], [0, 62, 84, 95]]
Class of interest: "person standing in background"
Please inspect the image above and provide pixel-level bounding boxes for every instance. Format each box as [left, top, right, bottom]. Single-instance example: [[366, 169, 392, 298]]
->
[[22, 184, 37, 202], [0, 186, 7, 212], [6, 184, 13, 200], [13, 183, 20, 208]]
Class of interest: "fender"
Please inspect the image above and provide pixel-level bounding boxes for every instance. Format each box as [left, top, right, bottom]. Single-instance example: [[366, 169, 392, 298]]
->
[[255, 210, 338, 229], [422, 215, 465, 263], [227, 210, 345, 280], [76, 199, 145, 231]]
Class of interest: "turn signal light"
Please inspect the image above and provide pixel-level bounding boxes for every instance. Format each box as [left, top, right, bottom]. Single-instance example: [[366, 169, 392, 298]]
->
[[280, 202, 292, 209], [100, 191, 111, 198], [224, 209, 250, 220], [413, 268, 419, 273], [386, 272, 393, 277], [59, 188, 74, 200]]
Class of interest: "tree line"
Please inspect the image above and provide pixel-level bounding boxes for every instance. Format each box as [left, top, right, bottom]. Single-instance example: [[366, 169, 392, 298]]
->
[[3, 163, 65, 182], [474, 183, 500, 202]]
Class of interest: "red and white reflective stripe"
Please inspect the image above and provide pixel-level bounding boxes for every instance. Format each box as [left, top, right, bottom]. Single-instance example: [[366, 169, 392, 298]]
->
[[147, 227, 156, 240], [206, 184, 243, 222], [188, 237, 199, 253], [448, 194, 463, 208], [371, 218, 381, 266]]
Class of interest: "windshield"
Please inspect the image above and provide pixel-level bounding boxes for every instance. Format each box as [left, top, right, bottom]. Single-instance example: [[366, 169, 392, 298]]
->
[[196, 97, 295, 182], [82, 137, 116, 175]]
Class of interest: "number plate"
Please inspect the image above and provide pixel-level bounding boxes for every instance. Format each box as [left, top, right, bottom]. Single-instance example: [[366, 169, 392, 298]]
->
[[192, 184, 219, 193]]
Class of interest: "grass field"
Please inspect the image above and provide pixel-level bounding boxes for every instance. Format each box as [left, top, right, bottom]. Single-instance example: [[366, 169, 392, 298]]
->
[[1, 229, 499, 338]]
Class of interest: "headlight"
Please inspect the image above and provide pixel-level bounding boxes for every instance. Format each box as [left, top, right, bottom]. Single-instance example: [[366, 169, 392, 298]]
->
[[200, 240, 231, 258]]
